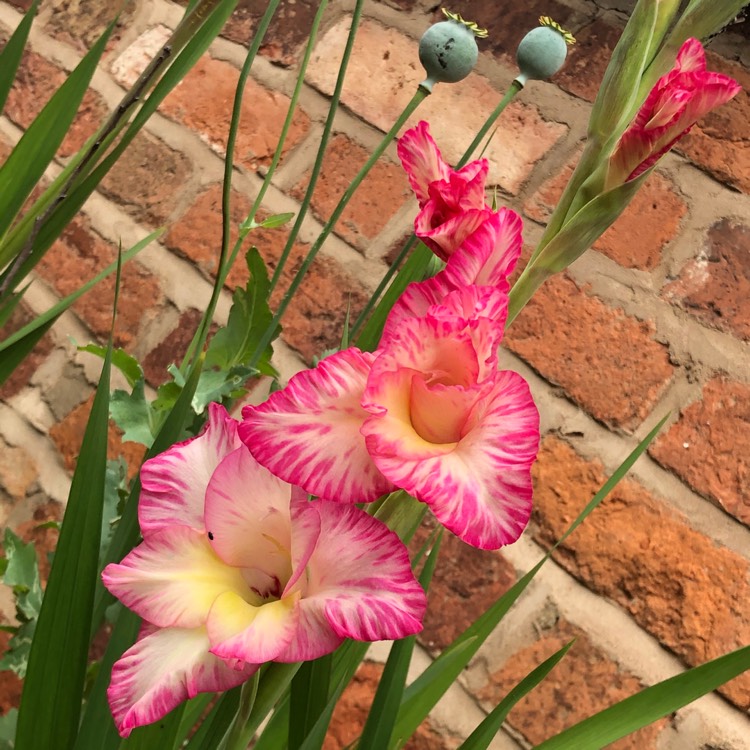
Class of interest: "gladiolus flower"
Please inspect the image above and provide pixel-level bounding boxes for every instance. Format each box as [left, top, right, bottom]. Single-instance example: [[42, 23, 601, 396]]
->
[[398, 120, 492, 260], [609, 38, 740, 184], [103, 404, 426, 736], [241, 284, 540, 550]]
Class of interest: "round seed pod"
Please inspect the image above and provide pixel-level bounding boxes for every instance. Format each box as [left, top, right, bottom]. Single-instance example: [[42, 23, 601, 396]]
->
[[515, 18, 573, 86], [419, 18, 479, 92]]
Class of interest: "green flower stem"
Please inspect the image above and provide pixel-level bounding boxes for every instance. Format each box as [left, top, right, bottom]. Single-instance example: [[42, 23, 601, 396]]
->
[[268, 0, 365, 294], [179, 0, 281, 374], [456, 79, 522, 168], [221, 672, 260, 750], [250, 85, 430, 366]]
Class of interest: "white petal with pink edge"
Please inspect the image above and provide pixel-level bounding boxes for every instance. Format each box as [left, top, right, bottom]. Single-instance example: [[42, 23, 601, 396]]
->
[[108, 623, 255, 738], [397, 120, 450, 205], [303, 500, 426, 641], [139, 403, 242, 536], [102, 526, 250, 629], [240, 349, 395, 504], [207, 590, 300, 663], [204, 447, 292, 574], [365, 370, 540, 550]]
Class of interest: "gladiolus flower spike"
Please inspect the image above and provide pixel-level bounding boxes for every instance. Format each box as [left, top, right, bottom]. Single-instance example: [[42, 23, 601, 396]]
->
[[102, 404, 426, 737]]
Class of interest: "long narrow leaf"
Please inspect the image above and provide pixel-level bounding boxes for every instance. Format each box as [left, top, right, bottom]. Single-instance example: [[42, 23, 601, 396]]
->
[[389, 416, 669, 747], [0, 21, 113, 245], [183, 688, 241, 750], [459, 641, 574, 750], [0, 0, 39, 115], [0, 314, 57, 387], [289, 655, 333, 750], [535, 645, 750, 750], [119, 703, 186, 750], [14, 257, 121, 750]]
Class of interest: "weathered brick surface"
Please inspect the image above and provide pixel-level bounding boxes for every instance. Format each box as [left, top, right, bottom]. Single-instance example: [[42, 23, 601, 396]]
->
[[43, 0, 138, 53], [411, 517, 517, 652], [142, 308, 204, 386], [677, 52, 750, 194], [5, 51, 107, 158], [505, 275, 675, 430], [292, 133, 411, 251], [161, 55, 310, 171], [0, 304, 55, 402], [35, 219, 164, 348], [165, 185, 369, 361], [663, 219, 750, 341], [478, 618, 667, 749], [99, 131, 193, 227], [650, 377, 750, 526], [48, 394, 146, 478], [324, 661, 452, 750], [525, 161, 686, 270], [532, 437, 750, 709], [0, 436, 38, 499], [307, 18, 567, 194]]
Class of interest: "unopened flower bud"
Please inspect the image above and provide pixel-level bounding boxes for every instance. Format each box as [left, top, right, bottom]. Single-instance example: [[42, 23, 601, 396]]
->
[[419, 9, 487, 92], [515, 16, 574, 87]]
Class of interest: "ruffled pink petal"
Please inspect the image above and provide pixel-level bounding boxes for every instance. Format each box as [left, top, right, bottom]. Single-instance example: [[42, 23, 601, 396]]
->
[[138, 403, 242, 536], [240, 349, 395, 504], [443, 208, 523, 286], [397, 120, 451, 205], [204, 447, 292, 577], [675, 37, 706, 73], [364, 370, 540, 550], [275, 598, 344, 662], [102, 526, 250, 629], [449, 159, 490, 210], [108, 624, 255, 738], [207, 590, 300, 663], [302, 500, 426, 641], [416, 206, 491, 262]]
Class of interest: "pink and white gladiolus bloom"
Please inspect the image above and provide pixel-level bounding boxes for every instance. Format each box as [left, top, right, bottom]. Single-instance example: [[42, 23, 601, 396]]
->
[[241, 281, 540, 550], [608, 38, 740, 184], [102, 404, 426, 737], [398, 120, 492, 261]]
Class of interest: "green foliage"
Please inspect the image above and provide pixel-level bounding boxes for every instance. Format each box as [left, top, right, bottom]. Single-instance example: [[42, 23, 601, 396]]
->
[[0, 1, 38, 116], [239, 211, 295, 237], [0, 530, 43, 679], [0, 709, 17, 750]]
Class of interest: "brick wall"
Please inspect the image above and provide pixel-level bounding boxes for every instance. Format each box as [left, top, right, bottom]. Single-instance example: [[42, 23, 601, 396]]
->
[[1, 0, 749, 747]]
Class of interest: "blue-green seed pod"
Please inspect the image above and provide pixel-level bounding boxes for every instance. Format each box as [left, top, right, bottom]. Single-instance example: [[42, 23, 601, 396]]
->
[[419, 11, 484, 92], [515, 17, 574, 87]]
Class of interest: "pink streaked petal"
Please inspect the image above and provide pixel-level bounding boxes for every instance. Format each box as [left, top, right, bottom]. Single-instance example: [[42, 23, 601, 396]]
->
[[450, 159, 490, 209], [676, 37, 706, 73], [108, 624, 255, 738], [303, 500, 426, 641], [367, 370, 540, 550], [102, 527, 249, 628], [444, 208, 523, 286], [207, 590, 300, 663], [416, 206, 491, 261], [204, 447, 292, 575], [138, 403, 242, 536], [275, 598, 344, 662], [682, 75, 742, 122], [283, 493, 322, 595], [240, 349, 395, 504], [397, 121, 451, 205]]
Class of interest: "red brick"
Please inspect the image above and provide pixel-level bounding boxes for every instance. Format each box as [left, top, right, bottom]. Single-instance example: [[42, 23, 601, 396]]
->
[[165, 185, 369, 361], [49, 394, 146, 479], [0, 631, 22, 714], [0, 436, 38, 499], [663, 219, 750, 341], [531, 437, 750, 709], [553, 19, 622, 103], [478, 618, 667, 749], [505, 275, 675, 430], [411, 516, 516, 652], [677, 52, 750, 194], [4, 0, 33, 9], [5, 51, 107, 158], [0, 303, 54, 402], [649, 377, 750, 526], [292, 134, 411, 251], [35, 219, 163, 348], [43, 0, 138, 54], [324, 661, 451, 750], [15, 501, 62, 584], [99, 131, 193, 226], [161, 55, 310, 171], [525, 156, 686, 270]]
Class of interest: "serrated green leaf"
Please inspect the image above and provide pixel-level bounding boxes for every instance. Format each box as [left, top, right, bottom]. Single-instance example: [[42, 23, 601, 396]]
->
[[0, 0, 39, 117], [109, 382, 155, 447], [0, 20, 113, 246], [78, 345, 144, 389], [0, 619, 36, 678], [191, 364, 254, 415], [151, 381, 182, 412], [459, 641, 574, 750], [535, 645, 750, 750]]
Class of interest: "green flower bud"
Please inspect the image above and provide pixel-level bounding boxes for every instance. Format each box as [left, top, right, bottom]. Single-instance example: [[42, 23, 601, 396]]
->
[[419, 9, 487, 92], [515, 16, 575, 87]]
